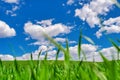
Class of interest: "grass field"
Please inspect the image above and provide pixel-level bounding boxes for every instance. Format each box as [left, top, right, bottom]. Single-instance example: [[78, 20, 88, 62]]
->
[[0, 33, 120, 80], [1, 59, 120, 80]]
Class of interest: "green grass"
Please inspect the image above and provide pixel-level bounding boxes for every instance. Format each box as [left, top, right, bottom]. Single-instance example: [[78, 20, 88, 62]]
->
[[0, 33, 120, 80], [1, 60, 120, 80]]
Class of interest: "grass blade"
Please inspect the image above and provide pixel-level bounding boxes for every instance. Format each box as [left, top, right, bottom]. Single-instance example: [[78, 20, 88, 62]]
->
[[78, 31, 82, 59], [83, 35, 95, 45], [43, 33, 66, 53], [109, 39, 120, 59]]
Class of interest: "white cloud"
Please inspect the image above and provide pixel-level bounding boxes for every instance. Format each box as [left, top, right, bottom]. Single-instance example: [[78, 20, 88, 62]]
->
[[69, 44, 119, 61], [0, 44, 119, 62], [2, 0, 21, 16], [24, 22, 70, 39], [96, 16, 120, 38], [6, 6, 19, 16], [24, 20, 71, 46], [54, 38, 66, 43], [37, 19, 53, 27], [3, 0, 19, 4], [16, 45, 57, 60], [15, 44, 119, 61], [67, 0, 74, 5], [75, 0, 114, 27], [23, 19, 71, 60], [0, 54, 14, 60], [69, 44, 98, 60], [6, 10, 17, 16], [29, 41, 49, 46], [103, 16, 120, 26], [0, 20, 16, 38]]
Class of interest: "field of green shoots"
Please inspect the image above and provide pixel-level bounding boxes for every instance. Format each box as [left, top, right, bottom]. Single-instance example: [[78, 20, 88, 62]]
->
[[0, 33, 120, 80], [1, 59, 120, 80]]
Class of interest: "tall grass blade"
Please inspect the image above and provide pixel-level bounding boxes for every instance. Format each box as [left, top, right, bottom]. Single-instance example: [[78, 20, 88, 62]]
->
[[99, 52, 108, 63], [65, 39, 70, 61], [109, 39, 120, 59], [55, 49, 60, 61], [38, 50, 42, 60], [78, 31, 82, 59], [83, 35, 95, 45], [43, 33, 66, 53]]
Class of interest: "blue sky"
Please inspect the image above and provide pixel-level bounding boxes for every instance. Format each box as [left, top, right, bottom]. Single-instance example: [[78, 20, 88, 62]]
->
[[0, 0, 120, 61]]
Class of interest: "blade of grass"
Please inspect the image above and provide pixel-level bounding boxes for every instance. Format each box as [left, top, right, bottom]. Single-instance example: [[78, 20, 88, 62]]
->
[[78, 31, 82, 59], [109, 39, 120, 59], [55, 49, 60, 61], [65, 39, 70, 62], [83, 35, 95, 45], [43, 33, 66, 53]]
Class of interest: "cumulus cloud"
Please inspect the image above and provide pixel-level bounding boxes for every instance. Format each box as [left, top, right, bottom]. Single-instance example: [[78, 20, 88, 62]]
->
[[16, 46, 57, 60], [3, 0, 19, 4], [23, 19, 73, 60], [24, 22, 71, 39], [96, 16, 120, 38], [69, 44, 98, 60], [75, 0, 114, 27], [103, 16, 120, 25], [37, 19, 53, 27], [24, 20, 71, 45], [0, 54, 14, 60], [69, 44, 119, 61], [0, 20, 16, 38]]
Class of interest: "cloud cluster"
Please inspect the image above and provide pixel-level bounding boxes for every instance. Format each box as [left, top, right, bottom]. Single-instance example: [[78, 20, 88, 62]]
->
[[69, 44, 98, 60], [0, 20, 16, 38], [24, 22, 70, 39], [2, 0, 20, 16], [75, 0, 114, 27], [0, 44, 118, 62], [74, 0, 120, 38], [6, 6, 19, 16], [0, 54, 14, 61], [24, 19, 72, 45], [96, 16, 120, 38]]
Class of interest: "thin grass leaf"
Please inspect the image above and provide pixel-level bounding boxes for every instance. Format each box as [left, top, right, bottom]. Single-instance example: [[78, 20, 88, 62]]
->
[[44, 52, 48, 60], [110, 39, 120, 51], [93, 67, 107, 80], [109, 39, 120, 59], [30, 67, 37, 80], [78, 31, 82, 59], [13, 58, 22, 80], [38, 50, 42, 60], [83, 35, 95, 45], [55, 49, 60, 61], [30, 53, 33, 60], [43, 33, 66, 53], [99, 52, 108, 63], [65, 39, 70, 61], [0, 59, 3, 68]]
